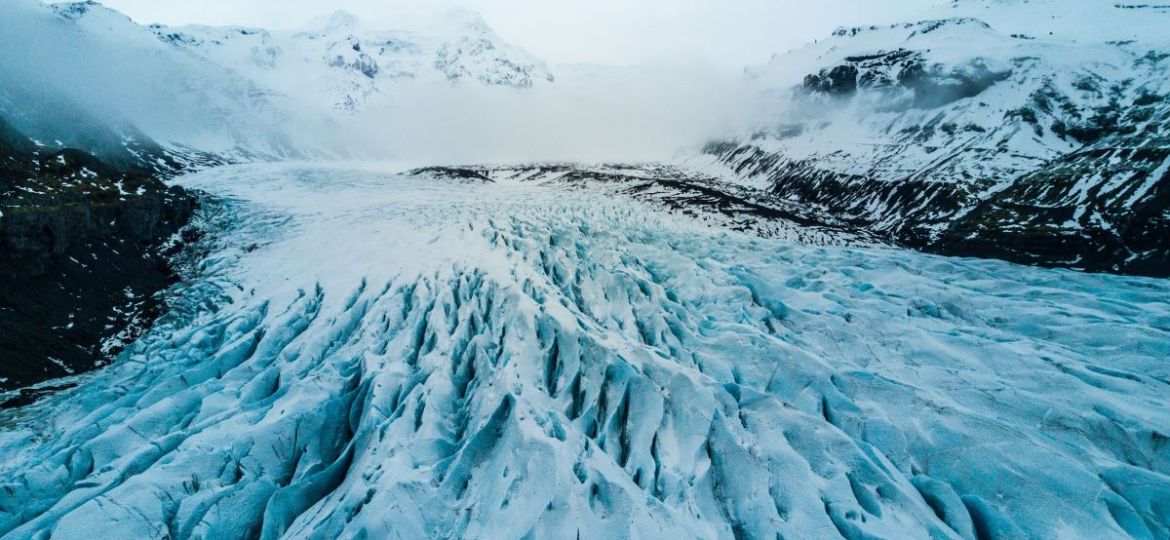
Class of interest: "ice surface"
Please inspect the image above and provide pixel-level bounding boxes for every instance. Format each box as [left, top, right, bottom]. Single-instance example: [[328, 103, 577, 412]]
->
[[1, 164, 1168, 539]]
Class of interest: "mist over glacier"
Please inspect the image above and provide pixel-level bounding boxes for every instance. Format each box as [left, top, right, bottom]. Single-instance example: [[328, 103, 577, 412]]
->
[[0, 0, 324, 159], [335, 66, 753, 164]]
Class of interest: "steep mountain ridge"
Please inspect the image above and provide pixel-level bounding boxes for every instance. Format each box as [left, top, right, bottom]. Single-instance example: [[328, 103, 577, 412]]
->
[[3, 1, 556, 167], [695, 0, 1170, 275], [148, 9, 555, 113]]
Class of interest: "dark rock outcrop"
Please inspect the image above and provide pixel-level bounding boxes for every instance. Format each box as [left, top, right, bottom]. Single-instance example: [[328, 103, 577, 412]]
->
[[934, 128, 1170, 275], [803, 65, 859, 97], [0, 116, 195, 391], [799, 40, 1011, 111]]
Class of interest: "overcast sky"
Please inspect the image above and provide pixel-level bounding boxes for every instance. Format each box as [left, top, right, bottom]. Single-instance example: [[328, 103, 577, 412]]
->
[[87, 0, 944, 67]]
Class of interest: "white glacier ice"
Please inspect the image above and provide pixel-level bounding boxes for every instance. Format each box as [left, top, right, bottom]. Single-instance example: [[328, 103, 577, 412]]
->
[[1, 164, 1168, 539]]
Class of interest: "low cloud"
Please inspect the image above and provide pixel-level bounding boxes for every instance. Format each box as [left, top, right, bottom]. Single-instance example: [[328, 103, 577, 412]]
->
[[332, 65, 754, 165]]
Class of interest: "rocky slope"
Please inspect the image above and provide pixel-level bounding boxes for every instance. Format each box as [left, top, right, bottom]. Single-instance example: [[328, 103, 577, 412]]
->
[[695, 0, 1170, 276], [0, 115, 195, 394]]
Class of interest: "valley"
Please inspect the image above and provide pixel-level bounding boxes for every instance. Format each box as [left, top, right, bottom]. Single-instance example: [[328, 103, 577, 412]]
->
[[2, 164, 1167, 538], [1, 0, 1168, 538]]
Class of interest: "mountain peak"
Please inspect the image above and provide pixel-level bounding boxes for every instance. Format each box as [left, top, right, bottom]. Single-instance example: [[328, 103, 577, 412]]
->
[[305, 10, 362, 32], [441, 7, 490, 31]]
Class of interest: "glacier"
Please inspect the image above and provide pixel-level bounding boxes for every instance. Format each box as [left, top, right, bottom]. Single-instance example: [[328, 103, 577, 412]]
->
[[1, 164, 1168, 539]]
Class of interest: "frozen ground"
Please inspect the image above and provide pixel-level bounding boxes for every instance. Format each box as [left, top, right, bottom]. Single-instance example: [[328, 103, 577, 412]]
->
[[1, 164, 1168, 539]]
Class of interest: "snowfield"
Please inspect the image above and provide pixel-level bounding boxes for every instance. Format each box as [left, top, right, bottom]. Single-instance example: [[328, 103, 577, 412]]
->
[[2, 164, 1169, 539]]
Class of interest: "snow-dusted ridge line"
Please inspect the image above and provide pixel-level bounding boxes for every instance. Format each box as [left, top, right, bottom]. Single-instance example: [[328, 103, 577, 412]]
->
[[1, 164, 1167, 539], [147, 7, 554, 114], [707, 0, 1170, 276]]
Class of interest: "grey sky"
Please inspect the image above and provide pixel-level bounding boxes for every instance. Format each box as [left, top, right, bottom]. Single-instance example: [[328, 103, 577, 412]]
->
[[87, 0, 944, 67]]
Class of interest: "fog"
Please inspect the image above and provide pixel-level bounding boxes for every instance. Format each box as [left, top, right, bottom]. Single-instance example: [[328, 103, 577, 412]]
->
[[1, 0, 765, 165], [332, 66, 754, 165], [3, 0, 916, 168], [0, 0, 206, 149], [0, 0, 342, 162]]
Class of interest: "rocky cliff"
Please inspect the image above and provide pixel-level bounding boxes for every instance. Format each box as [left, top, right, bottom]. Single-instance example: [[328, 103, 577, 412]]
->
[[0, 116, 195, 394]]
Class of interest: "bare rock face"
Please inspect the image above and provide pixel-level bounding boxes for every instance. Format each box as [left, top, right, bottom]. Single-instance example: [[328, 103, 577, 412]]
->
[[0, 117, 195, 392]]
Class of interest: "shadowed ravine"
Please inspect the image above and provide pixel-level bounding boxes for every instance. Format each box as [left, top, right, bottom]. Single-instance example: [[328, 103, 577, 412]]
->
[[1, 164, 1168, 539]]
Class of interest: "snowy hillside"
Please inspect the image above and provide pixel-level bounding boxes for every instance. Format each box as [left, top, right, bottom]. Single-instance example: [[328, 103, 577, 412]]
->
[[149, 9, 554, 113], [0, 2, 553, 165], [0, 0, 321, 168], [696, 0, 1170, 276]]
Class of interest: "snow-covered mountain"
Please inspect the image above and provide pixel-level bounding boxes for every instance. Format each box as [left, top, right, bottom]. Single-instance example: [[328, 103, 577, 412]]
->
[[0, 1, 554, 166], [149, 9, 554, 113], [696, 0, 1170, 276], [0, 0, 320, 169]]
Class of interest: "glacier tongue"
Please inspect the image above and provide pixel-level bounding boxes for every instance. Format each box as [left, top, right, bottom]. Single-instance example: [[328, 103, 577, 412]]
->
[[2, 164, 1169, 539]]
